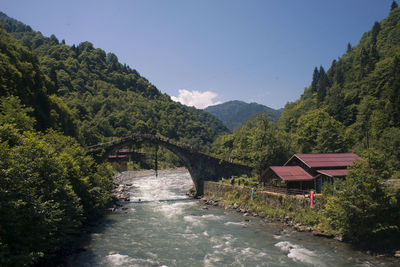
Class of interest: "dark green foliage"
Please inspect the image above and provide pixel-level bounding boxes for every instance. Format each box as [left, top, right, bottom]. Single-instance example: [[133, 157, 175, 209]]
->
[[311, 67, 319, 92], [391, 1, 399, 11], [279, 8, 400, 170], [316, 66, 330, 103], [294, 110, 348, 153], [204, 100, 282, 131], [323, 157, 399, 250], [0, 12, 228, 150], [275, 8, 400, 250], [346, 42, 352, 53], [0, 14, 229, 264], [0, 120, 113, 265], [212, 114, 292, 174], [0, 95, 36, 131], [0, 26, 77, 136]]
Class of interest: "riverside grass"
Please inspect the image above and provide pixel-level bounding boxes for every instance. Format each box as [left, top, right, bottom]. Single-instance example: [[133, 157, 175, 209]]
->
[[204, 182, 332, 233]]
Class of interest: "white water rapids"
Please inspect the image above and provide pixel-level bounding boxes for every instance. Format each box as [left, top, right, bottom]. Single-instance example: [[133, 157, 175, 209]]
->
[[66, 170, 397, 266]]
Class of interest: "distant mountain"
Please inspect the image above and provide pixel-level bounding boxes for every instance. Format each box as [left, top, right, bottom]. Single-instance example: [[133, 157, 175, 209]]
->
[[204, 100, 283, 131], [0, 11, 229, 150]]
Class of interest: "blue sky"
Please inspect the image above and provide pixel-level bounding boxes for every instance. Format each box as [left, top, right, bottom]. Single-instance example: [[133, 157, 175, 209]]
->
[[1, 0, 394, 109]]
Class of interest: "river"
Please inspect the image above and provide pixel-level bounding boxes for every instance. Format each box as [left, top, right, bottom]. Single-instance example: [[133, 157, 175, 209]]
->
[[66, 170, 397, 266]]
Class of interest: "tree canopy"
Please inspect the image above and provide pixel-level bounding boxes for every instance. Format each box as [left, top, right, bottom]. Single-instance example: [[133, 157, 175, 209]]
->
[[278, 7, 400, 173], [0, 12, 229, 152]]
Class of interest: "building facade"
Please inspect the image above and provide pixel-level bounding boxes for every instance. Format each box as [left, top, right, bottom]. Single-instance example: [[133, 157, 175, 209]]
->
[[261, 153, 362, 193]]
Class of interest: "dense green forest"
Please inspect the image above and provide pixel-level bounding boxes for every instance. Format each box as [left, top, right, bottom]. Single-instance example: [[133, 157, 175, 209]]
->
[[213, 5, 400, 177], [0, 11, 230, 265], [211, 4, 400, 251], [278, 7, 400, 172], [204, 100, 282, 131], [1, 2, 400, 263], [211, 114, 292, 175], [0, 11, 228, 152], [0, 27, 114, 265]]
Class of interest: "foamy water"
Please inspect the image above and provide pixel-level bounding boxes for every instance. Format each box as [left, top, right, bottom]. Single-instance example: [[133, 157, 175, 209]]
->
[[66, 170, 397, 267]]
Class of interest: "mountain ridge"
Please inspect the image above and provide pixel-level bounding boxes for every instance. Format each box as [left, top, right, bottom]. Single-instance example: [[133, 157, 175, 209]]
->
[[205, 100, 282, 131], [0, 11, 229, 151]]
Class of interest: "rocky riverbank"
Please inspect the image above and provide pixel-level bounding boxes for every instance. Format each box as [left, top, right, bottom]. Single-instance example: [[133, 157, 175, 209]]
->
[[200, 193, 400, 260], [199, 196, 334, 237]]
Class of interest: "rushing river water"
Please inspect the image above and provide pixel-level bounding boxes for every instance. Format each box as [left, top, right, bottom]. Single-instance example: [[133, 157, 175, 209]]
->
[[67, 170, 397, 267]]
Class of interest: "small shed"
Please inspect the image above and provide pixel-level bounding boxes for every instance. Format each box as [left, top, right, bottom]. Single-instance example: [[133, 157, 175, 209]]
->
[[261, 166, 316, 191]]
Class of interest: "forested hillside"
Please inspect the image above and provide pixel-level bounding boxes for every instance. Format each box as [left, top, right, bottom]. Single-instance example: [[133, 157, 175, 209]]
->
[[213, 6, 400, 175], [0, 11, 230, 265], [210, 4, 400, 251], [0, 12, 228, 151], [204, 100, 282, 131], [1, 2, 400, 261], [0, 26, 76, 136], [278, 7, 400, 171], [0, 26, 114, 265]]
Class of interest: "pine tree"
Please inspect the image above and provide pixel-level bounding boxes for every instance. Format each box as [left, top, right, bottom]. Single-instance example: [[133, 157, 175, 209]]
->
[[317, 66, 329, 103], [371, 22, 381, 44], [391, 0, 398, 11], [346, 42, 352, 53], [311, 67, 319, 92]]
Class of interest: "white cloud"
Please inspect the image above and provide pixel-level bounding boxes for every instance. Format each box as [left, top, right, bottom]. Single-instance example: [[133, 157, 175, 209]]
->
[[171, 89, 221, 109]]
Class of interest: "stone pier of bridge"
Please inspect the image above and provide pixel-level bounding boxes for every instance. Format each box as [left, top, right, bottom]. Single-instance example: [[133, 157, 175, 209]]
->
[[87, 135, 253, 196]]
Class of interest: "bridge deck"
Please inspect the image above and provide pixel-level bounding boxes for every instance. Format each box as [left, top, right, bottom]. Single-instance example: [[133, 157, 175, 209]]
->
[[86, 133, 251, 169]]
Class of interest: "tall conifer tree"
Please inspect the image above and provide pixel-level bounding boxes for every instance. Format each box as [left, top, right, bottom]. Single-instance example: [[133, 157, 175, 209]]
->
[[311, 67, 319, 92], [391, 0, 398, 11], [317, 66, 329, 103], [347, 42, 352, 53]]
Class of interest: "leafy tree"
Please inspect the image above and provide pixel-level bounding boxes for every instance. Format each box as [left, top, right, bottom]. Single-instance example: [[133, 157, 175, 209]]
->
[[0, 13, 229, 153], [0, 26, 76, 136], [375, 127, 400, 170], [277, 7, 400, 175], [213, 114, 292, 174], [211, 133, 234, 160], [0, 126, 83, 265], [0, 124, 113, 266], [323, 158, 399, 250], [246, 115, 292, 174], [294, 110, 347, 153], [0, 95, 35, 131]]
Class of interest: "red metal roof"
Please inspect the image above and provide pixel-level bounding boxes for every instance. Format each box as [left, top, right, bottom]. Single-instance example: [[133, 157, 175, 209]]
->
[[108, 155, 128, 159], [286, 153, 362, 168], [317, 169, 348, 177], [270, 166, 315, 181], [116, 149, 132, 153]]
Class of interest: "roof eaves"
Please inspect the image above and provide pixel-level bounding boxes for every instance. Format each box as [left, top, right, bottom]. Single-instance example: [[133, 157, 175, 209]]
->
[[270, 166, 316, 181], [284, 154, 312, 169]]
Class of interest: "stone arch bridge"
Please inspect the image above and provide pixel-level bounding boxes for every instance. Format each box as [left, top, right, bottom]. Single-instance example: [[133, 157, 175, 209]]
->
[[86, 134, 253, 196]]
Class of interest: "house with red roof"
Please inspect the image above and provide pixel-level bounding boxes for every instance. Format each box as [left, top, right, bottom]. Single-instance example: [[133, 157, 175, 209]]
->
[[260, 153, 362, 193]]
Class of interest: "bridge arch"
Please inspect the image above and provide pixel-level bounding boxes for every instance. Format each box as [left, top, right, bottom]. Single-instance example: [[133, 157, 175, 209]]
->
[[87, 134, 253, 196]]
